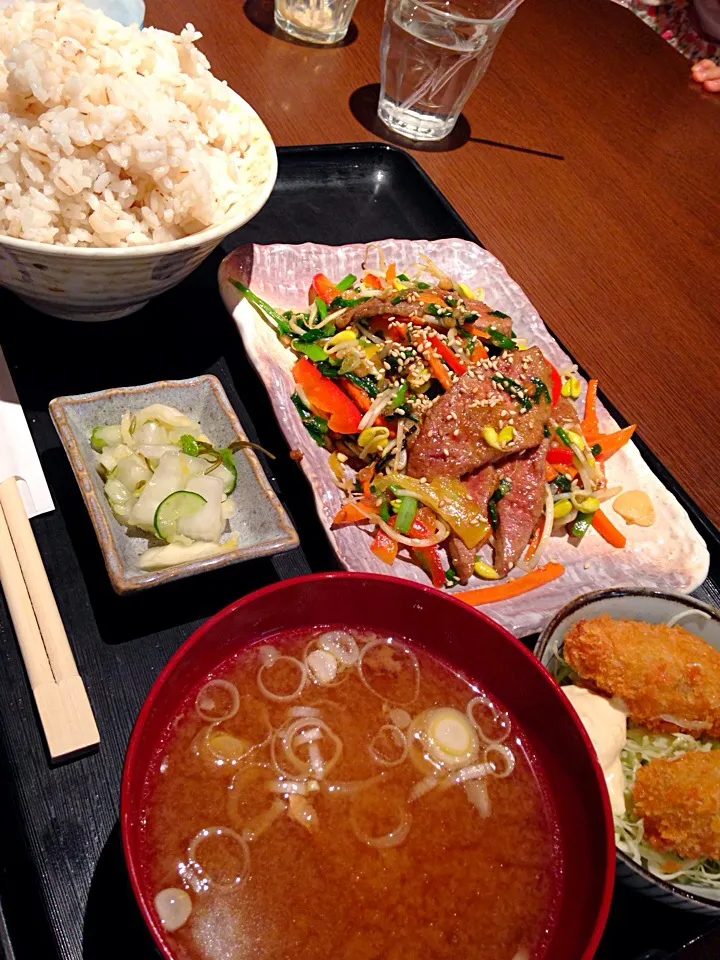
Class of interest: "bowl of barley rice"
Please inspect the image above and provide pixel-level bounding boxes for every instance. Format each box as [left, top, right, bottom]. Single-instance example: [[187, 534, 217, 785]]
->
[[0, 0, 277, 320]]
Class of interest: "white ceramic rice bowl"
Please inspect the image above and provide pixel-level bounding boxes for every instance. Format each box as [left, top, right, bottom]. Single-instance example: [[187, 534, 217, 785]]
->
[[0, 90, 277, 322]]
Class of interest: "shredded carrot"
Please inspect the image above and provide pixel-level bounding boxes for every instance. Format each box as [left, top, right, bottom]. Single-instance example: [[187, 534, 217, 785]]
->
[[368, 316, 409, 342], [333, 502, 370, 525], [357, 464, 376, 499], [387, 321, 408, 343], [469, 340, 488, 362], [457, 563, 565, 606], [545, 464, 558, 482], [370, 526, 398, 565], [467, 324, 492, 339], [339, 379, 373, 413], [417, 290, 447, 308], [364, 272, 383, 289], [524, 524, 543, 562], [427, 353, 453, 391], [595, 424, 636, 460], [591, 509, 626, 548], [385, 263, 396, 285], [582, 379, 600, 437]]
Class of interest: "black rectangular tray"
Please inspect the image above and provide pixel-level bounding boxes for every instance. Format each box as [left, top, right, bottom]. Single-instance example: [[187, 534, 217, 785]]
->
[[0, 143, 718, 960]]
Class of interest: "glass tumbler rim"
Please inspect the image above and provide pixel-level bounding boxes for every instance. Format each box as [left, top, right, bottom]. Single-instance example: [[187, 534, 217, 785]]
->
[[384, 0, 523, 26]]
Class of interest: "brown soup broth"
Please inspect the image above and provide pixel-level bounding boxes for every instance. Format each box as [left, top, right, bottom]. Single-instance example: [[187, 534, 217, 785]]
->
[[141, 629, 562, 960]]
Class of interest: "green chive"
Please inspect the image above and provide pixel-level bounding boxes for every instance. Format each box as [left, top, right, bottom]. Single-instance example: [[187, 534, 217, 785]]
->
[[530, 376, 551, 405], [395, 497, 418, 535], [293, 340, 326, 362], [555, 426, 573, 448], [230, 280, 292, 335], [336, 273, 357, 291], [491, 374, 532, 410], [487, 327, 517, 351], [315, 296, 328, 320]]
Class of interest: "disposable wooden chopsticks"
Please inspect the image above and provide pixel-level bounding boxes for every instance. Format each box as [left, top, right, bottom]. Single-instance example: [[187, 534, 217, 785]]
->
[[0, 476, 99, 760]]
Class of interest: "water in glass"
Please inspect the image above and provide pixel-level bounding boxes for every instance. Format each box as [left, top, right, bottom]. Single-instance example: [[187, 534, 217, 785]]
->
[[274, 0, 359, 44], [379, 0, 522, 141]]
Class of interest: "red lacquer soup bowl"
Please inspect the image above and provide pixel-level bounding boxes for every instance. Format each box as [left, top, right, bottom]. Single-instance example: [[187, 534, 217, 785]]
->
[[121, 572, 614, 959]]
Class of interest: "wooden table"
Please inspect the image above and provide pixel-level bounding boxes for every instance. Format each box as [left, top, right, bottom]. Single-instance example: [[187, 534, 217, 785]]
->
[[160, 0, 720, 527]]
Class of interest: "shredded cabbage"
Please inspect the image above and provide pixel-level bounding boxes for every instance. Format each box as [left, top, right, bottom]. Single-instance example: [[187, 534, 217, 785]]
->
[[615, 726, 720, 890]]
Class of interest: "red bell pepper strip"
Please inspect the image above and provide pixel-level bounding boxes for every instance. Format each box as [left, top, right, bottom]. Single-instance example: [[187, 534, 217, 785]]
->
[[364, 272, 384, 289], [412, 546, 447, 588], [312, 273, 342, 305], [427, 331, 467, 376], [408, 508, 447, 588], [371, 526, 398, 565], [549, 363, 562, 408], [547, 447, 574, 466], [292, 357, 362, 434]]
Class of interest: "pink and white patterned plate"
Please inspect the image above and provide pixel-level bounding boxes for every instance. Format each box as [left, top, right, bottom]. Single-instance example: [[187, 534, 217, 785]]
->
[[219, 239, 709, 637]]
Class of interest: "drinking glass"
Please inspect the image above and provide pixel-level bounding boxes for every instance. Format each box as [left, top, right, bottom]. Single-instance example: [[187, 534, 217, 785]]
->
[[274, 0, 360, 44], [378, 0, 523, 141]]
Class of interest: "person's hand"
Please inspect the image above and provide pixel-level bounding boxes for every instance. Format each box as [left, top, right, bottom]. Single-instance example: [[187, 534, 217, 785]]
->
[[691, 59, 720, 91]]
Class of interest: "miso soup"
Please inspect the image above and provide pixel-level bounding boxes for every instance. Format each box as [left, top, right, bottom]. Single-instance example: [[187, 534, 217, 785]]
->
[[141, 630, 562, 959]]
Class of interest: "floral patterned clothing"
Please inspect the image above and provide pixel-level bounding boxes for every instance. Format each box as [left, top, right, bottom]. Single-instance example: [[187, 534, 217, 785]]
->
[[613, 0, 720, 63]]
